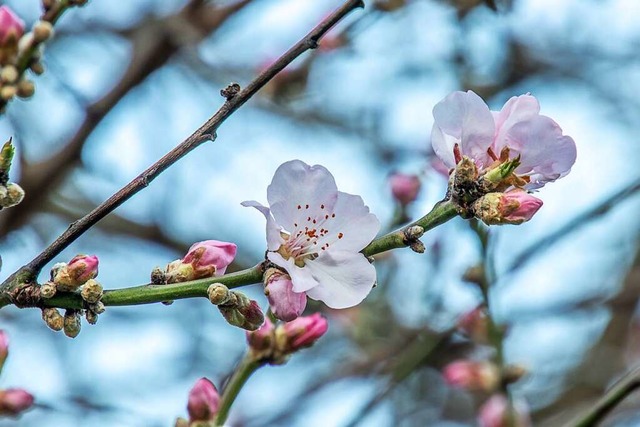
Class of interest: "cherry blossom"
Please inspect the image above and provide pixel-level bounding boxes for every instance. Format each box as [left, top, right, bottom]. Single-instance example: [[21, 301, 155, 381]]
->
[[431, 90, 576, 190], [243, 160, 380, 309]]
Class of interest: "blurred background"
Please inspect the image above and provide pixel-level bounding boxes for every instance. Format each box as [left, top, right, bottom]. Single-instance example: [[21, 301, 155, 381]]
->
[[1, 0, 640, 425]]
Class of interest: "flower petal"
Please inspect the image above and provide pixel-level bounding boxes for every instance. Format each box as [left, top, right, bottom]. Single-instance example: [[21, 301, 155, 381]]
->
[[492, 94, 540, 154], [432, 91, 495, 168], [303, 251, 376, 309], [316, 191, 380, 252], [268, 251, 319, 293], [241, 200, 284, 251], [267, 160, 339, 232], [502, 115, 577, 189]]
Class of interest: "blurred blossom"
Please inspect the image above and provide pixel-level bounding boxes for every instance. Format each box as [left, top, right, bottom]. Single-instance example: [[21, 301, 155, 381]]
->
[[457, 306, 490, 343], [166, 240, 236, 284], [0, 388, 34, 417], [442, 360, 499, 392], [473, 190, 543, 225], [264, 267, 307, 322], [243, 160, 380, 309], [0, 6, 24, 47], [0, 331, 7, 370], [389, 173, 421, 206], [431, 91, 576, 190], [478, 394, 531, 427], [187, 378, 220, 423]]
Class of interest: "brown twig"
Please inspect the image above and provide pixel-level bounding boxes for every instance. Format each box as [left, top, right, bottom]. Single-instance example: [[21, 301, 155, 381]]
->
[[0, 0, 365, 306], [1, 0, 252, 234]]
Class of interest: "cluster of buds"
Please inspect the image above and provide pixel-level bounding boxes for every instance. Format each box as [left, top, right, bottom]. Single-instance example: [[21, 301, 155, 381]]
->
[[0, 331, 34, 418], [450, 155, 543, 225], [207, 284, 263, 331], [245, 313, 328, 364], [0, 140, 24, 209], [40, 254, 104, 337], [175, 378, 220, 427], [153, 240, 237, 285]]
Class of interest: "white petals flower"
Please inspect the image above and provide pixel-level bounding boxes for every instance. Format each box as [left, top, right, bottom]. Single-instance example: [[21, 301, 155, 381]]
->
[[243, 160, 380, 309]]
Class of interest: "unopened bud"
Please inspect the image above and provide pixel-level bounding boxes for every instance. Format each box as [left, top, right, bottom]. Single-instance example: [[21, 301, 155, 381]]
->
[[42, 307, 63, 331], [246, 318, 275, 357], [80, 279, 103, 304], [0, 182, 24, 208], [473, 190, 542, 226], [207, 283, 231, 305], [32, 21, 53, 43], [167, 240, 237, 284], [389, 173, 421, 206], [89, 301, 105, 315], [0, 65, 17, 83], [0, 388, 33, 417], [404, 225, 424, 240], [16, 79, 34, 98], [218, 291, 264, 331], [40, 282, 57, 299], [0, 85, 17, 101], [457, 305, 489, 343], [54, 254, 99, 291], [264, 268, 306, 322], [150, 266, 165, 284], [187, 378, 220, 422], [275, 313, 328, 354], [0, 139, 14, 174], [85, 309, 98, 324], [0, 6, 25, 47], [29, 61, 44, 75], [409, 239, 425, 253], [442, 360, 500, 393], [63, 309, 81, 338], [478, 394, 531, 427], [174, 418, 189, 427]]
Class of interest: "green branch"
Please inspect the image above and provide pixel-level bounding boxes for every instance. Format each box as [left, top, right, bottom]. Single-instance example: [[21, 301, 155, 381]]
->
[[214, 354, 262, 426]]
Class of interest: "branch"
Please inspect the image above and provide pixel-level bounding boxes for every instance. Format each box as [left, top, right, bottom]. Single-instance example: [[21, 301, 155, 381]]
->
[[0, 0, 366, 306], [567, 366, 640, 427]]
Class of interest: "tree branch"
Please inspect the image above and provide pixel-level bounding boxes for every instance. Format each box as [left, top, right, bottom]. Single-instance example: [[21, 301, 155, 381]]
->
[[0, 0, 366, 307]]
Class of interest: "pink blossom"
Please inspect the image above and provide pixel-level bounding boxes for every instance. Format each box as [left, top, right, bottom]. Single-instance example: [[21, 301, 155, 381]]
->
[[243, 160, 380, 309], [473, 190, 543, 225], [431, 91, 576, 190], [264, 268, 307, 321], [0, 388, 34, 417], [442, 360, 499, 392], [389, 173, 421, 206], [280, 313, 328, 351], [0, 330, 7, 370], [0, 6, 24, 46], [478, 394, 531, 427], [187, 378, 220, 422]]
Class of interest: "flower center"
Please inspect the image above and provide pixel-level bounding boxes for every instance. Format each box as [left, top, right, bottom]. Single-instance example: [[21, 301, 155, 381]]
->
[[275, 203, 345, 267]]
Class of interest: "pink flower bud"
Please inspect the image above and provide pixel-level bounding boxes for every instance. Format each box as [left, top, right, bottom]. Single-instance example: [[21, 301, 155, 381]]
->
[[457, 306, 490, 344], [264, 268, 307, 322], [187, 378, 220, 422], [68, 254, 99, 283], [0, 388, 34, 417], [279, 313, 328, 352], [0, 330, 8, 370], [0, 6, 24, 46], [183, 240, 237, 277], [389, 173, 421, 206], [478, 394, 531, 427], [246, 317, 275, 354], [473, 190, 543, 225], [442, 360, 499, 392], [167, 240, 236, 283]]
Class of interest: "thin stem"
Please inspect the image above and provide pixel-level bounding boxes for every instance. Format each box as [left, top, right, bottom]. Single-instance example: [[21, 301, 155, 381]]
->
[[0, 0, 365, 305], [362, 199, 458, 257], [567, 366, 640, 427], [214, 354, 262, 426]]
